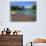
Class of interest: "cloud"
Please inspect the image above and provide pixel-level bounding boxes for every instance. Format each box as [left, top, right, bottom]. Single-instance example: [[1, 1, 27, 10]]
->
[[25, 5, 32, 8]]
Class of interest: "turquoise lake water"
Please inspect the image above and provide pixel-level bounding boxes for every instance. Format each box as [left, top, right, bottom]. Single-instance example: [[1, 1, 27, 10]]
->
[[16, 9, 36, 16]]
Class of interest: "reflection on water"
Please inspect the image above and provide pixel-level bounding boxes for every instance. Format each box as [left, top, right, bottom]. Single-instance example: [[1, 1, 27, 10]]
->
[[16, 9, 36, 16]]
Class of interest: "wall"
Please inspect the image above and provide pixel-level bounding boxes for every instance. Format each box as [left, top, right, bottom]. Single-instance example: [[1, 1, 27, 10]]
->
[[0, 0, 46, 46]]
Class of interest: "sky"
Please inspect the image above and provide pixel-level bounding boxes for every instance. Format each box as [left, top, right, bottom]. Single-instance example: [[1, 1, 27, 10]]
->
[[10, 1, 36, 8]]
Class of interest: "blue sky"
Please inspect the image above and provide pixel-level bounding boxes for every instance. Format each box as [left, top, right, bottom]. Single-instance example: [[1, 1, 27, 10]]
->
[[10, 1, 36, 7]]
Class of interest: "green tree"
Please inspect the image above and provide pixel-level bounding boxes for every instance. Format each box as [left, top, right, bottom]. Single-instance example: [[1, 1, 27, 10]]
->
[[32, 5, 36, 10]]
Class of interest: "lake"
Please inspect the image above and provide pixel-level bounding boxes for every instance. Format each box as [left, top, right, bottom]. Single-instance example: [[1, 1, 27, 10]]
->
[[16, 9, 36, 16]]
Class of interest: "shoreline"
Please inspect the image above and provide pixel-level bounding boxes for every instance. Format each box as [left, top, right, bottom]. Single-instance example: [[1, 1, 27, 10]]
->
[[11, 14, 36, 21]]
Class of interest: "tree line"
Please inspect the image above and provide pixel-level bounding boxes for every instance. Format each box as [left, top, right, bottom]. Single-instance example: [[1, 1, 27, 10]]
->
[[11, 4, 36, 11]]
